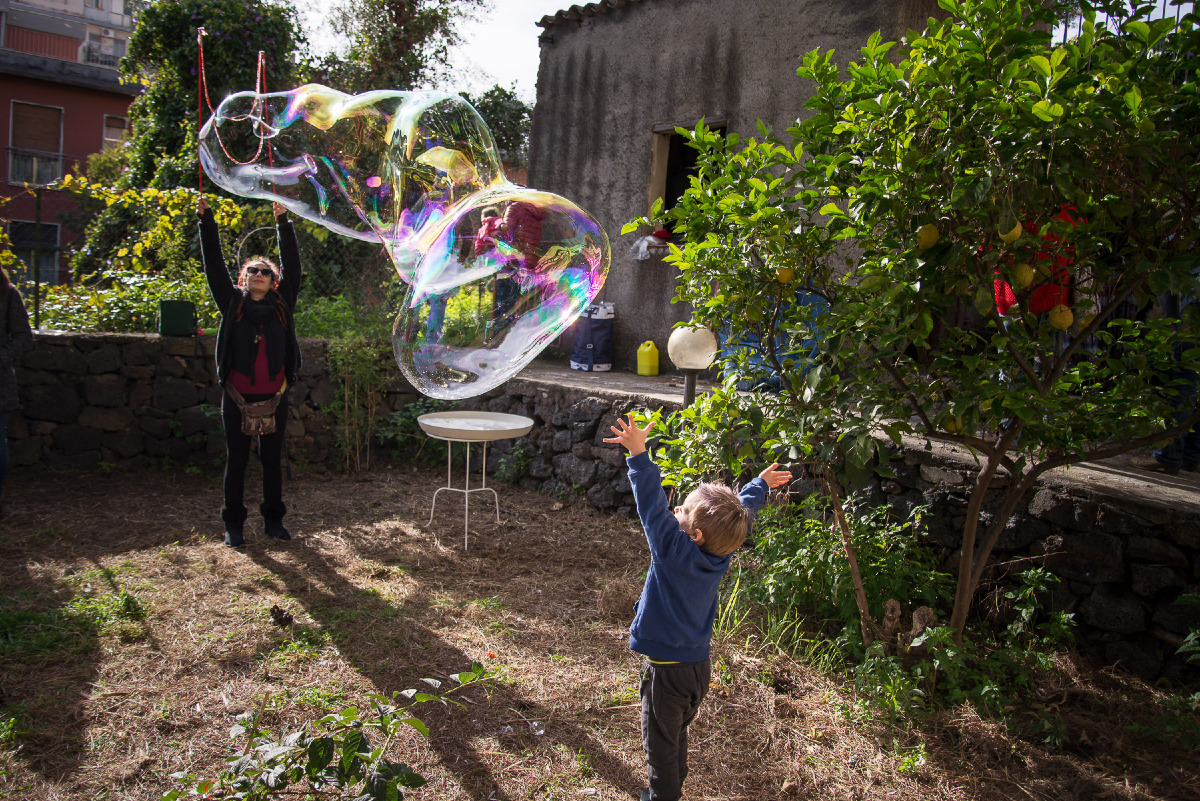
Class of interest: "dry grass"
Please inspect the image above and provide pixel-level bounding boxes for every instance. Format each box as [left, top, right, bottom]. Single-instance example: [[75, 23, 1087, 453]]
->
[[0, 459, 1197, 801]]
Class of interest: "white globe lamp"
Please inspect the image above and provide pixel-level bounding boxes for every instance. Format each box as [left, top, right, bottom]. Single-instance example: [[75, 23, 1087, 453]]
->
[[667, 325, 718, 407]]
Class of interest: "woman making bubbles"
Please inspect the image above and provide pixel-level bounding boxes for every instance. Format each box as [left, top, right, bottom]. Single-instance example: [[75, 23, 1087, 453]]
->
[[197, 196, 302, 546]]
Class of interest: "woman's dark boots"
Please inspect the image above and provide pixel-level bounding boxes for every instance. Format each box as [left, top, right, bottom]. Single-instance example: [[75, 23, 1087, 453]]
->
[[222, 506, 247, 547], [261, 501, 291, 541]]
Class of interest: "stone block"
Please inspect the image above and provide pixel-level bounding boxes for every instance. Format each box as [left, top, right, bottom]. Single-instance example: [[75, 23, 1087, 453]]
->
[[1125, 535, 1188, 566], [487, 396, 513, 414], [86, 345, 123, 374], [156, 356, 188, 379], [572, 419, 599, 443], [121, 365, 155, 380], [993, 513, 1050, 552], [23, 382, 82, 423], [1078, 585, 1146, 634], [176, 405, 219, 437], [528, 456, 553, 479], [1026, 488, 1077, 529], [102, 429, 145, 459], [165, 338, 203, 358], [79, 406, 136, 432], [121, 339, 160, 365], [1165, 512, 1200, 549], [8, 436, 42, 467], [594, 444, 625, 466], [1151, 593, 1200, 634], [571, 442, 593, 460], [23, 345, 87, 374], [83, 374, 127, 407], [309, 378, 335, 408], [919, 464, 963, 486], [1044, 531, 1125, 584], [570, 397, 610, 422], [552, 429, 573, 453], [587, 482, 618, 509], [553, 452, 597, 487], [52, 425, 104, 455], [1130, 565, 1186, 598], [43, 450, 102, 470], [139, 415, 173, 439], [153, 376, 200, 412]]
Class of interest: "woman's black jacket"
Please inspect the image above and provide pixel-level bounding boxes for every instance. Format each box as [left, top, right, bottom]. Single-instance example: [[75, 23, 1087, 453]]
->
[[197, 208, 302, 386]]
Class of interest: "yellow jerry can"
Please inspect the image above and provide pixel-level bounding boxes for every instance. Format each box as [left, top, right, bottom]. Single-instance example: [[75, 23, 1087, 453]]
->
[[637, 341, 659, 376]]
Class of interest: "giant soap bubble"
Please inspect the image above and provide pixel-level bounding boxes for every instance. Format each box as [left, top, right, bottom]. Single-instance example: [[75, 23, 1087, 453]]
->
[[199, 84, 609, 398]]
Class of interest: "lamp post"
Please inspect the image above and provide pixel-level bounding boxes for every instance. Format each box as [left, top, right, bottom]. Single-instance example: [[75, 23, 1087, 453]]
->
[[667, 324, 718, 407]]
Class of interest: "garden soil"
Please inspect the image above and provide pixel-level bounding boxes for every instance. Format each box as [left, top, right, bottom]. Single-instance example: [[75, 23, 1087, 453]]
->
[[0, 459, 1196, 800]]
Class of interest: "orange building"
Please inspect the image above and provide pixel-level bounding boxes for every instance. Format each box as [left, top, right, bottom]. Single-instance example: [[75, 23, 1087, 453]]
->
[[0, 0, 138, 293]]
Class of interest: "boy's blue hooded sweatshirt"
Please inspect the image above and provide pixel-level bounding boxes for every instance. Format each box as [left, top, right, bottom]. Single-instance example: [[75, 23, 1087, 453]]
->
[[626, 451, 768, 663]]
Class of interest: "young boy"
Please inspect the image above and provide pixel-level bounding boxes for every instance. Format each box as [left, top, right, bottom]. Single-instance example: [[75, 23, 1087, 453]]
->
[[604, 415, 791, 801]]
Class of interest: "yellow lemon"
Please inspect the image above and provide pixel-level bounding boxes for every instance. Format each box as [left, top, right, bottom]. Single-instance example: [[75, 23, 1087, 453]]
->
[[1013, 262, 1035, 289], [776, 266, 795, 284], [944, 415, 963, 434], [998, 221, 1023, 244], [1049, 304, 1074, 331], [916, 223, 940, 250]]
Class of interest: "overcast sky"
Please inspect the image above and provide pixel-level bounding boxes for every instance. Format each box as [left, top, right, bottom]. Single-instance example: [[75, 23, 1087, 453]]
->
[[299, 0, 570, 102]]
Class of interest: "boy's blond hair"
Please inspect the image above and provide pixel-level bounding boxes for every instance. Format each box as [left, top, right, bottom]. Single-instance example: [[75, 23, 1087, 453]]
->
[[686, 482, 754, 556]]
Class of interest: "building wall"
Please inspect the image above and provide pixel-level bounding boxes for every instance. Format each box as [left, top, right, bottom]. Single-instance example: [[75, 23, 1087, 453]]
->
[[529, 0, 943, 372], [0, 72, 134, 282]]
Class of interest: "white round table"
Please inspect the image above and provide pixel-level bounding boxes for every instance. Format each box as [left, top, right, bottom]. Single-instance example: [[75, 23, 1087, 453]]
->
[[417, 411, 535, 550]]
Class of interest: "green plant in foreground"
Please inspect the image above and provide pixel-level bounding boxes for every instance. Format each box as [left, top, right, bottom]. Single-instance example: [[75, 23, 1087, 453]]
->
[[164, 664, 492, 801]]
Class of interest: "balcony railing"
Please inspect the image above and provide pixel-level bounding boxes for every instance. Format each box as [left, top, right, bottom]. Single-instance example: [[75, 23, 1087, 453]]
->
[[84, 43, 120, 68], [7, 148, 63, 186]]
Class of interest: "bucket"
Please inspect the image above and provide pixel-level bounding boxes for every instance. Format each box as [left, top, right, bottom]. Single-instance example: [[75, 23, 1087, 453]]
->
[[637, 341, 659, 376]]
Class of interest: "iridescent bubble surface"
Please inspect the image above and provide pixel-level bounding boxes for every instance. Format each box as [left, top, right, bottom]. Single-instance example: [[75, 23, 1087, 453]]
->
[[199, 84, 611, 399], [394, 186, 608, 399], [199, 85, 506, 281]]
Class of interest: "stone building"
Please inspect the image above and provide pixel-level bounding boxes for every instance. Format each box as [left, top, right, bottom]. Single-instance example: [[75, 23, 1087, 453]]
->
[[528, 0, 942, 372]]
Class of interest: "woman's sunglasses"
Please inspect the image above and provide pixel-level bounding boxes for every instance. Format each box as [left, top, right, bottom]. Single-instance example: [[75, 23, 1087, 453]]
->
[[245, 266, 276, 278]]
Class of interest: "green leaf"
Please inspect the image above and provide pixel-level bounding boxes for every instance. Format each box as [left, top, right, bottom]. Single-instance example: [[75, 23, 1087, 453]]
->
[[1123, 87, 1142, 112], [1028, 55, 1052, 78], [306, 737, 335, 778], [819, 202, 848, 219], [1031, 100, 1064, 121]]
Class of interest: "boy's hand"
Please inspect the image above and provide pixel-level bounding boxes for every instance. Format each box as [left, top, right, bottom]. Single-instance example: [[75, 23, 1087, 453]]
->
[[603, 415, 654, 456], [272, 201, 286, 218], [197, 195, 209, 216], [758, 463, 792, 489]]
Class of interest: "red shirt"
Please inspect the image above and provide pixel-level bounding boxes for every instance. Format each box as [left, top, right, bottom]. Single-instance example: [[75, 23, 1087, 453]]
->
[[228, 337, 284, 395]]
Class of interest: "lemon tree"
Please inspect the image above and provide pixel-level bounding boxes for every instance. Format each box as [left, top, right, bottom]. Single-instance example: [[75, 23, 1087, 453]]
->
[[638, 0, 1200, 647]]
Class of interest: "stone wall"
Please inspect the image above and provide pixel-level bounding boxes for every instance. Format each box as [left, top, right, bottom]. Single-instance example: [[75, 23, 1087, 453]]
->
[[459, 379, 1200, 682], [13, 332, 1199, 680], [10, 331, 417, 471]]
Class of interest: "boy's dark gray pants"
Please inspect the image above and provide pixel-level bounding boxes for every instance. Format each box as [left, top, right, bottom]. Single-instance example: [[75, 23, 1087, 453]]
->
[[640, 658, 711, 801]]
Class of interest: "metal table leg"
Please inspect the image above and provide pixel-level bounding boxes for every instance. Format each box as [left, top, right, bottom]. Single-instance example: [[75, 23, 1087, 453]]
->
[[423, 437, 501, 550]]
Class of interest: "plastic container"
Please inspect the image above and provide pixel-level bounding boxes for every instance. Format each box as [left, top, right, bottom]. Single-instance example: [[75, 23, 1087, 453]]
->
[[637, 340, 659, 376]]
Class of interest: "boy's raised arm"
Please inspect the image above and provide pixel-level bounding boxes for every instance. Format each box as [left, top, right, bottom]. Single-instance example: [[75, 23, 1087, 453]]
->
[[758, 463, 792, 489], [603, 415, 654, 456]]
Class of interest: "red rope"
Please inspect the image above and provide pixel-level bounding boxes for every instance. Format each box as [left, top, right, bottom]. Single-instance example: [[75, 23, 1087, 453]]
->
[[197, 27, 207, 193]]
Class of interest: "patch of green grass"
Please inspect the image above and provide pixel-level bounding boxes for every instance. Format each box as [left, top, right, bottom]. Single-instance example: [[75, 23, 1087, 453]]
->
[[0, 709, 26, 748], [292, 684, 346, 711], [600, 684, 638, 708], [468, 596, 504, 611], [269, 626, 332, 661], [0, 590, 148, 656]]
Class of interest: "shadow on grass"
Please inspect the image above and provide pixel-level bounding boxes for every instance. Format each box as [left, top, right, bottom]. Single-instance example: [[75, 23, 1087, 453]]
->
[[245, 539, 643, 801]]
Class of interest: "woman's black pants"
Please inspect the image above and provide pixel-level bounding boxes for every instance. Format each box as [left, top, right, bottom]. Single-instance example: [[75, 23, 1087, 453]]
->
[[220, 388, 289, 525]]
